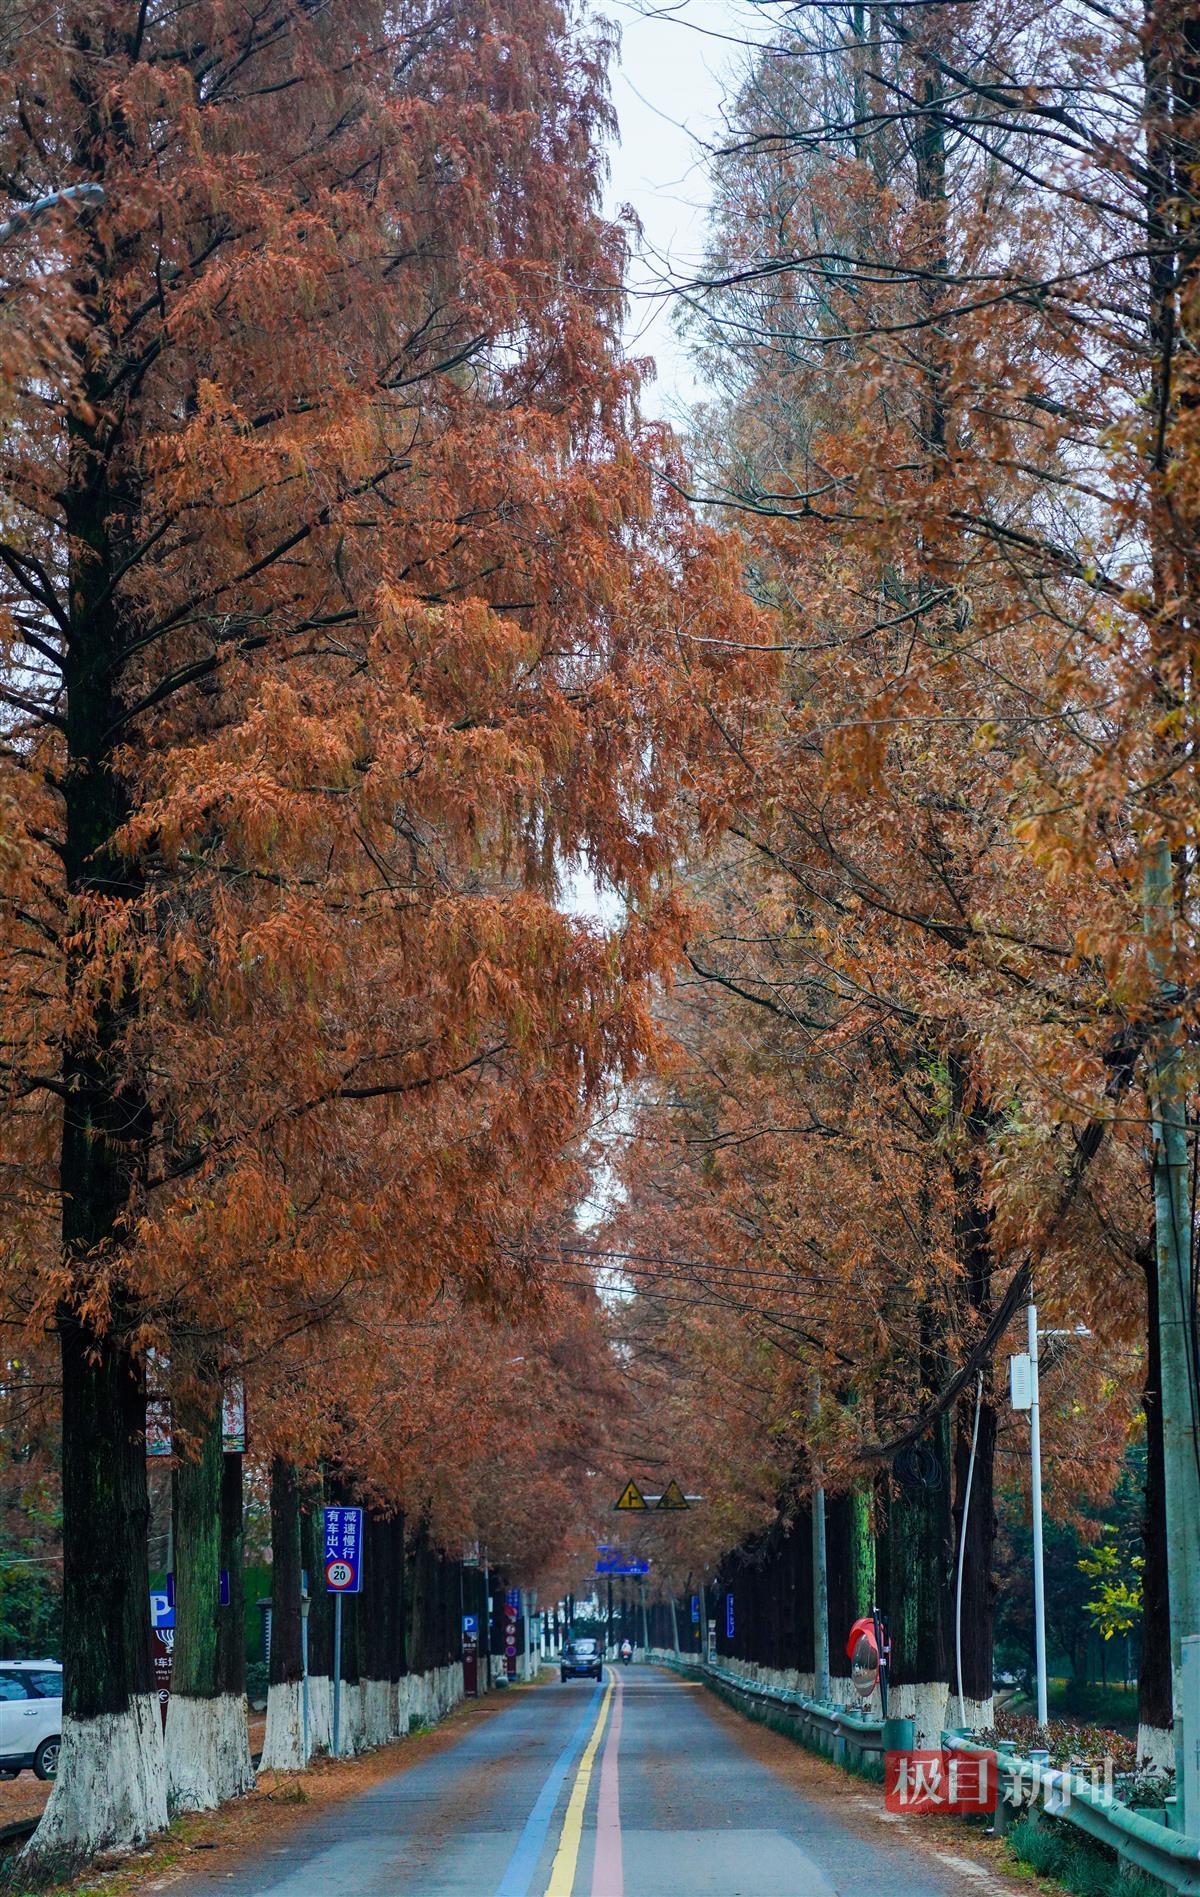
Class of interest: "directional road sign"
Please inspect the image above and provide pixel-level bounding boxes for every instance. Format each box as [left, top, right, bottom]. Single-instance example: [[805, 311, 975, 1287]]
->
[[323, 1505, 363, 1594], [595, 1545, 650, 1575], [613, 1479, 648, 1511]]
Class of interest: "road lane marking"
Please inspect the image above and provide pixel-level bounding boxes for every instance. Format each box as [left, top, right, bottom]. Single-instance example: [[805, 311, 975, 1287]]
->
[[493, 1679, 605, 1897], [543, 1669, 614, 1896], [590, 1666, 623, 1897]]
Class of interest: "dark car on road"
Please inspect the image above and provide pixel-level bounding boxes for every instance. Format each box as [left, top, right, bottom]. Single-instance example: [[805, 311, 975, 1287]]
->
[[560, 1638, 603, 1682]]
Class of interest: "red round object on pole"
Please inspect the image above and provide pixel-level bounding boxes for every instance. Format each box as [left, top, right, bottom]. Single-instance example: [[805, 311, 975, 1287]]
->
[[845, 1614, 878, 1662]]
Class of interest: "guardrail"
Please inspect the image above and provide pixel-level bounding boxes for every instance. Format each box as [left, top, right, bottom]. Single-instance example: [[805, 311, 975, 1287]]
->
[[653, 1652, 889, 1774], [941, 1728, 1200, 1896]]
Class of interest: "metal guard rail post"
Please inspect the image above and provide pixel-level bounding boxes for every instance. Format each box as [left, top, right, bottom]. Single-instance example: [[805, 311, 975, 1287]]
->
[[942, 1728, 1200, 1896]]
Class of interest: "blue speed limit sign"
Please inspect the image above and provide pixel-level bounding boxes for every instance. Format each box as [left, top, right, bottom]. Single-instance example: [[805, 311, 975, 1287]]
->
[[322, 1506, 363, 1593]]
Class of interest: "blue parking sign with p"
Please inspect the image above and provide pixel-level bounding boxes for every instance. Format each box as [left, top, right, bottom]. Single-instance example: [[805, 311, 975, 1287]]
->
[[323, 1505, 363, 1594]]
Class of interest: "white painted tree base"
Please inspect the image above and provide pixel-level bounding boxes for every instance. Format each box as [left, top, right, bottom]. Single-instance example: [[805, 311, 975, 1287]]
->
[[165, 1694, 255, 1812], [889, 1681, 950, 1749], [257, 1664, 466, 1772], [1137, 1723, 1174, 1772], [259, 1679, 305, 1771], [362, 1679, 391, 1748], [946, 1694, 994, 1734], [338, 1680, 365, 1755], [307, 1674, 333, 1755], [28, 1696, 167, 1861]]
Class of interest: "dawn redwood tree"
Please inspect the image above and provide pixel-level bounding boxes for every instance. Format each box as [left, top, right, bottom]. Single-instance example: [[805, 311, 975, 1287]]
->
[[601, 0, 1189, 1737], [0, 0, 762, 1854]]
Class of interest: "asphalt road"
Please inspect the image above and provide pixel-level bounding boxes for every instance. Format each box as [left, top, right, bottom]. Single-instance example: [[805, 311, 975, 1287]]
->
[[179, 1667, 1018, 1897]]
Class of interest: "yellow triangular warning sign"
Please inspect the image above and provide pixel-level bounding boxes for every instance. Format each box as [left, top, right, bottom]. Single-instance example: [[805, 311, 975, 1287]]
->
[[656, 1478, 689, 1511], [613, 1479, 648, 1511]]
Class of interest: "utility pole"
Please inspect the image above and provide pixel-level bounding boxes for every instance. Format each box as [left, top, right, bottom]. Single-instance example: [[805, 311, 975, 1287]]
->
[[1027, 1302, 1049, 1729], [813, 1483, 830, 1702], [332, 1591, 344, 1757], [1146, 835, 1200, 1836]]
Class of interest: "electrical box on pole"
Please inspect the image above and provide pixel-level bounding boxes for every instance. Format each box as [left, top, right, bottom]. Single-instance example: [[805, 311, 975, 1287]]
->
[[1009, 1353, 1032, 1411]]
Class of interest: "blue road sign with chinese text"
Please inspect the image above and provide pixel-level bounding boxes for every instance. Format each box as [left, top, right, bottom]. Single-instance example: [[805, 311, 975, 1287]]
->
[[323, 1506, 363, 1593], [595, 1545, 650, 1575]]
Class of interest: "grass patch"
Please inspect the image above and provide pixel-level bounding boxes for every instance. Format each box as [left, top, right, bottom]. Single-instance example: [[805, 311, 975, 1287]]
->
[[266, 1779, 309, 1806], [1006, 1814, 1166, 1897]]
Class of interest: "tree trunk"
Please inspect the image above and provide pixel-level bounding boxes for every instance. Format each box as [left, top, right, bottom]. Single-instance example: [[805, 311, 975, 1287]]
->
[[32, 206, 167, 1855], [362, 1513, 393, 1745], [408, 1520, 430, 1680], [949, 1386, 996, 1730], [218, 1448, 254, 1786], [388, 1515, 407, 1730], [827, 1487, 874, 1703], [946, 1069, 998, 1730], [882, 1413, 953, 1747], [32, 1313, 166, 1861], [165, 1382, 254, 1811], [260, 1460, 305, 1770], [300, 1482, 333, 1755], [165, 1377, 218, 1809], [1139, 1235, 1174, 1769]]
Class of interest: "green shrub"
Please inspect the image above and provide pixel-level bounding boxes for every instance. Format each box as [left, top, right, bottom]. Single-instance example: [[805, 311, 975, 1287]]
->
[[1006, 1814, 1167, 1897]]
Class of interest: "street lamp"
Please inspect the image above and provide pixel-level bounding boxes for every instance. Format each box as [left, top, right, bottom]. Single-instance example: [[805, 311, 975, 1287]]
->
[[0, 182, 105, 248], [1010, 1308, 1091, 1728]]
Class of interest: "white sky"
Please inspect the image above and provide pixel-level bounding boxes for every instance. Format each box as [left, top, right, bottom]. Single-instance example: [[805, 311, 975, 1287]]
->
[[562, 0, 747, 927], [601, 0, 747, 420]]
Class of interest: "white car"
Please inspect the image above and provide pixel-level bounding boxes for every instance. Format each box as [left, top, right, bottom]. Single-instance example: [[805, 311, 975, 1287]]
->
[[0, 1660, 61, 1780]]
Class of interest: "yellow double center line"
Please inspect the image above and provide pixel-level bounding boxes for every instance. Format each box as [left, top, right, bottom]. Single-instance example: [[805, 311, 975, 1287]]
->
[[543, 1669, 615, 1897]]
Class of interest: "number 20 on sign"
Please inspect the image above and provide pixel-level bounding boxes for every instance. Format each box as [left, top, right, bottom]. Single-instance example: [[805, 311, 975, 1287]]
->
[[323, 1506, 363, 1594]]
